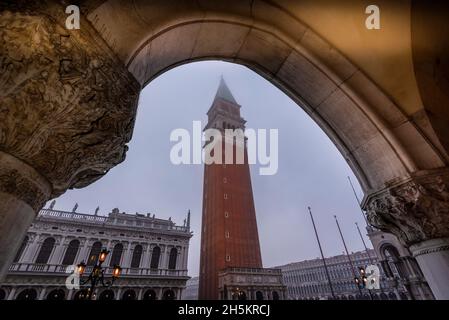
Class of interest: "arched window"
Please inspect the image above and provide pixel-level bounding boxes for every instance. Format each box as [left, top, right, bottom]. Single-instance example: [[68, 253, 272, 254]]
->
[[16, 289, 37, 300], [87, 241, 102, 266], [238, 291, 247, 300], [388, 292, 398, 300], [46, 289, 65, 300], [256, 291, 264, 300], [109, 243, 123, 267], [272, 291, 280, 300], [73, 290, 88, 300], [162, 289, 175, 300], [130, 245, 143, 268], [121, 290, 136, 300], [13, 236, 28, 263], [99, 290, 114, 300], [0, 289, 6, 300], [150, 246, 161, 269], [62, 240, 80, 265], [382, 244, 405, 278], [168, 248, 178, 270], [399, 292, 408, 300], [35, 237, 55, 264], [143, 289, 157, 300]]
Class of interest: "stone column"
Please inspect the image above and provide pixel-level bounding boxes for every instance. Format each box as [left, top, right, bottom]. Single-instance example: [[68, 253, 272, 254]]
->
[[177, 247, 182, 270], [0, 152, 51, 280], [160, 245, 168, 270], [137, 288, 143, 300], [78, 239, 91, 263], [49, 236, 67, 265], [409, 238, 449, 299], [104, 240, 113, 266], [7, 287, 17, 300], [183, 245, 189, 270], [364, 169, 449, 300], [141, 244, 150, 268], [116, 288, 122, 300], [122, 242, 132, 268], [183, 246, 189, 270], [66, 289, 74, 301], [157, 288, 163, 300], [21, 234, 41, 264], [38, 287, 47, 300], [0, 5, 140, 280]]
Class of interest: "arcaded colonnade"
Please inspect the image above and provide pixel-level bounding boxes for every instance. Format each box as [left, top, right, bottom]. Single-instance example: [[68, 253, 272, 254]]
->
[[0, 1, 448, 298]]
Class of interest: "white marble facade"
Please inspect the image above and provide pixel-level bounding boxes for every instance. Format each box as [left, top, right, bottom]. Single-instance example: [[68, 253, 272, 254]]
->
[[0, 206, 192, 300]]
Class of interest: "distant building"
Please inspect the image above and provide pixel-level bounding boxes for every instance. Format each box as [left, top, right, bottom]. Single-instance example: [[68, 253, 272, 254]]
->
[[276, 249, 411, 300], [218, 267, 287, 300], [0, 206, 192, 300], [182, 276, 199, 300]]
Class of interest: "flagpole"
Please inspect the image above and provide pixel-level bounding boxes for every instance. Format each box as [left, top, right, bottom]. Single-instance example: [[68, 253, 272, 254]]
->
[[307, 206, 335, 299], [347, 176, 369, 226], [348, 176, 379, 260], [355, 222, 374, 264], [334, 215, 363, 296]]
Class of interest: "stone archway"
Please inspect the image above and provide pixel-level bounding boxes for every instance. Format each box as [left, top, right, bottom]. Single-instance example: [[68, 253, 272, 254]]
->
[[1, 0, 449, 299]]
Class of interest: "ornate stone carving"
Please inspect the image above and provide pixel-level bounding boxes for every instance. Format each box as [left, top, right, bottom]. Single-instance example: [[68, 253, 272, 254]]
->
[[0, 151, 51, 211], [364, 170, 449, 246], [0, 6, 141, 203]]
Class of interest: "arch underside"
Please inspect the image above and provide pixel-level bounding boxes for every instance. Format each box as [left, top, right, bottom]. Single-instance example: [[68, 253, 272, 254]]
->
[[119, 18, 445, 193]]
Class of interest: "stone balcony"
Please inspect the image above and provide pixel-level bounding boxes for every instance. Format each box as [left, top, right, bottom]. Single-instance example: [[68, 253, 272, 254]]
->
[[8, 263, 188, 278], [37, 209, 190, 234]]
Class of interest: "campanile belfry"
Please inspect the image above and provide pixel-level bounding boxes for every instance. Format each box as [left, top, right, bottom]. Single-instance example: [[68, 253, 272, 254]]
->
[[198, 78, 262, 300]]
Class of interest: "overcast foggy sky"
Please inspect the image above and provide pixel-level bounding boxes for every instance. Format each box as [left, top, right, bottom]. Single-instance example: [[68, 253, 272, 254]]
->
[[50, 61, 370, 276]]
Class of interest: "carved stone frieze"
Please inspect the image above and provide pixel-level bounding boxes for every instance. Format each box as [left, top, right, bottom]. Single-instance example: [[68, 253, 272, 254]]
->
[[364, 169, 449, 246], [0, 6, 141, 203]]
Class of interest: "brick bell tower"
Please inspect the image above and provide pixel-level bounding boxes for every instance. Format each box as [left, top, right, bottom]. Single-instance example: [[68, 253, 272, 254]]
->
[[198, 77, 263, 300]]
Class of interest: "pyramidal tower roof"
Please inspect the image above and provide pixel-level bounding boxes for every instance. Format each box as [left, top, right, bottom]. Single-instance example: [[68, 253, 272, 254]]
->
[[214, 76, 237, 104]]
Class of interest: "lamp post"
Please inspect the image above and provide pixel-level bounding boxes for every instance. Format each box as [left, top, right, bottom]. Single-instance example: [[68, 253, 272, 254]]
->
[[354, 266, 375, 300], [77, 249, 122, 300]]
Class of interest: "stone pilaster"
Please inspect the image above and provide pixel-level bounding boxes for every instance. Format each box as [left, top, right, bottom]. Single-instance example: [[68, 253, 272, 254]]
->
[[363, 168, 449, 299]]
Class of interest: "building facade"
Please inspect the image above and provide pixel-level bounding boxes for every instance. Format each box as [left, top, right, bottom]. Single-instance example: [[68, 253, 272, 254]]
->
[[0, 206, 192, 300], [277, 249, 412, 300], [368, 228, 434, 300], [218, 267, 287, 300], [181, 276, 199, 300]]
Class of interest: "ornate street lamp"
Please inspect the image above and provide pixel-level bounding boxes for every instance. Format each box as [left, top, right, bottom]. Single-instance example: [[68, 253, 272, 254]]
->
[[77, 249, 121, 300], [354, 266, 374, 300]]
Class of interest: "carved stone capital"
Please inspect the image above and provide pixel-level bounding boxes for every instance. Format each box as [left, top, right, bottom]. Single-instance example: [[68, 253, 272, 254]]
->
[[363, 169, 449, 246], [0, 6, 141, 200], [0, 151, 51, 211]]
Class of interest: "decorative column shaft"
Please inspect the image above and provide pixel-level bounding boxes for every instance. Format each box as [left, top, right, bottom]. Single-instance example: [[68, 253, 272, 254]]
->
[[409, 238, 449, 299], [0, 151, 51, 278], [363, 169, 449, 299]]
